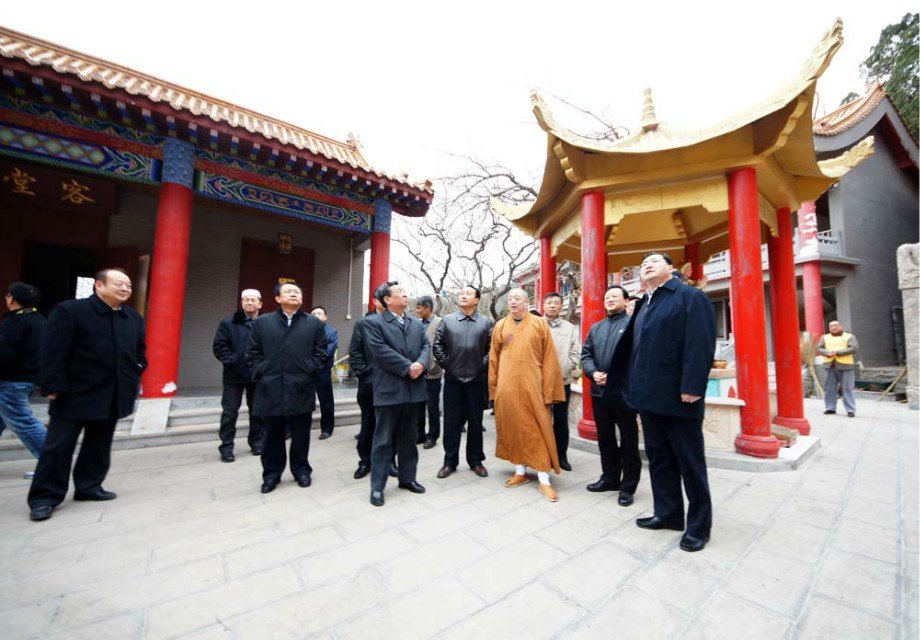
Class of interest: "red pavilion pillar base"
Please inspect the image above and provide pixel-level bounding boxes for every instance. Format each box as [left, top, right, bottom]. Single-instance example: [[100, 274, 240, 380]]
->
[[577, 190, 606, 441], [734, 433, 784, 458], [772, 415, 812, 434]]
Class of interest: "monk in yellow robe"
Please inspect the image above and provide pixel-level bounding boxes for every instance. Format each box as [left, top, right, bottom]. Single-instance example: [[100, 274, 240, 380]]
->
[[489, 288, 566, 501]]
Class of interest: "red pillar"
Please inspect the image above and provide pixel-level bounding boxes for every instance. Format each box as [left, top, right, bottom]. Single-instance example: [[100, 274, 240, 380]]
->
[[538, 235, 554, 313], [577, 190, 606, 440], [368, 201, 392, 311], [141, 139, 195, 398], [767, 208, 811, 435], [685, 241, 703, 281], [727, 168, 780, 458], [797, 201, 825, 342]]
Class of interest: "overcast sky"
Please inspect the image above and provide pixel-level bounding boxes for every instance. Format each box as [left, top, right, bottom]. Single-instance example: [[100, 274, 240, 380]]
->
[[2, 0, 915, 189]]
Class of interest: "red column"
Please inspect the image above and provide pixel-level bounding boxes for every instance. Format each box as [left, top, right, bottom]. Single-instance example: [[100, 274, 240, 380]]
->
[[141, 142, 195, 398], [578, 190, 606, 440], [728, 168, 780, 458], [685, 241, 703, 281], [797, 201, 825, 342], [368, 201, 392, 311], [767, 208, 811, 435], [538, 235, 554, 313]]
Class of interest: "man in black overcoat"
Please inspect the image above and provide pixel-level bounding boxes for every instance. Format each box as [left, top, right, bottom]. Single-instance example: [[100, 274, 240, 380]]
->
[[363, 281, 430, 507], [580, 284, 640, 507], [613, 252, 716, 552], [27, 268, 147, 522], [212, 288, 264, 462], [246, 282, 327, 494]]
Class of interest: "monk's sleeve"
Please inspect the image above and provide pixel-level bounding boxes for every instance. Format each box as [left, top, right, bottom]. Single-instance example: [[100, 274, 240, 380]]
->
[[488, 321, 501, 401], [541, 324, 566, 404]]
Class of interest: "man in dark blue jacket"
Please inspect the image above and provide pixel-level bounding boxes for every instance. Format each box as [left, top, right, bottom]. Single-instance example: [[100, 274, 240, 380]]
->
[[614, 252, 716, 552], [246, 282, 327, 494], [28, 268, 146, 522], [363, 281, 430, 507], [212, 289, 264, 462], [0, 282, 47, 464], [580, 284, 640, 507]]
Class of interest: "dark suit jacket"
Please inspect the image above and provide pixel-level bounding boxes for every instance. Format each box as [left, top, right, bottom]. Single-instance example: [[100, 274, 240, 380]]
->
[[348, 311, 377, 389], [246, 309, 327, 417], [580, 311, 631, 398], [40, 294, 147, 420], [0, 307, 46, 383], [612, 278, 716, 420], [212, 310, 257, 385], [363, 310, 430, 407]]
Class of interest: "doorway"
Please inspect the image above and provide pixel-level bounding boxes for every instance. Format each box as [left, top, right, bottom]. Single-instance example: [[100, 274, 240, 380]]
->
[[238, 238, 315, 312]]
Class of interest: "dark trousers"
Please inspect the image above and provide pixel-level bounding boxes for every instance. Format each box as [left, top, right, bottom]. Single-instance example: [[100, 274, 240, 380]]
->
[[551, 384, 572, 464], [416, 378, 442, 443], [371, 403, 419, 491], [640, 411, 712, 539], [592, 394, 641, 493], [218, 383, 264, 454], [261, 413, 312, 482], [28, 416, 117, 508], [315, 368, 335, 434], [442, 379, 486, 469], [356, 382, 376, 464]]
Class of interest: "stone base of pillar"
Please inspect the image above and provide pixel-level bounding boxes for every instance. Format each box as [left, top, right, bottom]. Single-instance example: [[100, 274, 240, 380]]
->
[[734, 433, 781, 459], [577, 419, 598, 441], [772, 415, 811, 436], [131, 398, 171, 435]]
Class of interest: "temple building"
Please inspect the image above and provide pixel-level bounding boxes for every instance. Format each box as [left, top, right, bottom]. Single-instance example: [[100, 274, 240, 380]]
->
[[496, 21, 878, 459], [0, 26, 433, 401]]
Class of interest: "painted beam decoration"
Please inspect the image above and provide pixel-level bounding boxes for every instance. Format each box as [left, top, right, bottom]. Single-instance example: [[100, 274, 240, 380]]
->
[[196, 172, 370, 232]]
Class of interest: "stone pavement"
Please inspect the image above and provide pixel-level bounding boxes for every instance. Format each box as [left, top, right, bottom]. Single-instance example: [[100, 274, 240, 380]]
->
[[0, 398, 916, 639]]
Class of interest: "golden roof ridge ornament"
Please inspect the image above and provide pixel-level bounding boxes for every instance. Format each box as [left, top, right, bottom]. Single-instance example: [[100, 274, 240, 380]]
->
[[817, 136, 875, 178], [640, 88, 659, 132]]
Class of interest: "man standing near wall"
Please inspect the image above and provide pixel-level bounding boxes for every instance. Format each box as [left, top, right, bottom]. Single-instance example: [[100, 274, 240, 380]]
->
[[415, 296, 443, 449], [310, 306, 338, 439], [543, 291, 579, 471], [817, 321, 859, 417], [212, 289, 264, 462], [247, 284, 327, 493], [0, 282, 48, 472], [433, 285, 492, 480], [27, 268, 146, 522]]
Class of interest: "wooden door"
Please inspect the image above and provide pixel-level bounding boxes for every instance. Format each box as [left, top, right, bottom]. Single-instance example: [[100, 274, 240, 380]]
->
[[238, 238, 315, 312]]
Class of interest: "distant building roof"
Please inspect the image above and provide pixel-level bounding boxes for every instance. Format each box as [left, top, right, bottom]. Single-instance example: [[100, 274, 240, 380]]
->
[[814, 83, 889, 137]]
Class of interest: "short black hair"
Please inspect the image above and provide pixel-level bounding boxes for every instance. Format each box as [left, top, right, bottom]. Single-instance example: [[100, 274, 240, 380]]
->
[[605, 284, 628, 299], [374, 280, 399, 309], [543, 291, 563, 302], [310, 305, 326, 314], [461, 285, 481, 300], [7, 282, 41, 307], [642, 251, 673, 265], [529, 309, 542, 316], [274, 282, 301, 297], [416, 296, 434, 309], [94, 268, 128, 283]]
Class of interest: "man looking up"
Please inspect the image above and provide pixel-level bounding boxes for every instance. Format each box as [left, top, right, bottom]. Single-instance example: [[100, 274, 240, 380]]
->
[[212, 289, 264, 462], [310, 306, 338, 439], [489, 288, 565, 502], [542, 291, 579, 472], [414, 296, 443, 449], [580, 285, 640, 506], [432, 285, 492, 479]]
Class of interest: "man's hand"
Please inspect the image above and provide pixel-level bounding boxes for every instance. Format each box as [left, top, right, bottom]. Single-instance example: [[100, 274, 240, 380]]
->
[[827, 351, 837, 357], [681, 393, 701, 403], [592, 372, 608, 386], [408, 362, 425, 379]]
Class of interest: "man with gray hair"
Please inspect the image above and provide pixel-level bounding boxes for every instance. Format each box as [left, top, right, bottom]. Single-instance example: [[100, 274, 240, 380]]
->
[[415, 295, 443, 448], [213, 288, 264, 462]]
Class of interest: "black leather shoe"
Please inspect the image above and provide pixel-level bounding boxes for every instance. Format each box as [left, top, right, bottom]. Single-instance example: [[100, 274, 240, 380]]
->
[[823, 409, 836, 415], [260, 480, 279, 494], [636, 516, 684, 531], [354, 463, 370, 480], [296, 475, 312, 488], [29, 505, 53, 521], [618, 491, 634, 507], [221, 453, 235, 463], [389, 464, 399, 478], [370, 490, 385, 507], [319, 432, 332, 440], [74, 489, 117, 501], [398, 481, 426, 494], [586, 479, 620, 493], [560, 460, 572, 471], [847, 412, 855, 418], [471, 465, 489, 478], [680, 534, 709, 552], [423, 439, 437, 449], [251, 448, 263, 456]]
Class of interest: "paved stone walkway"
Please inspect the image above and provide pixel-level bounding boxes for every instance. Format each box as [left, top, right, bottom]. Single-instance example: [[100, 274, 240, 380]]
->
[[0, 398, 916, 639]]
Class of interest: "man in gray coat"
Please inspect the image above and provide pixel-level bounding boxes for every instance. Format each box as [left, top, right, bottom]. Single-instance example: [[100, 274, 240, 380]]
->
[[543, 291, 579, 471], [415, 296, 443, 448]]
